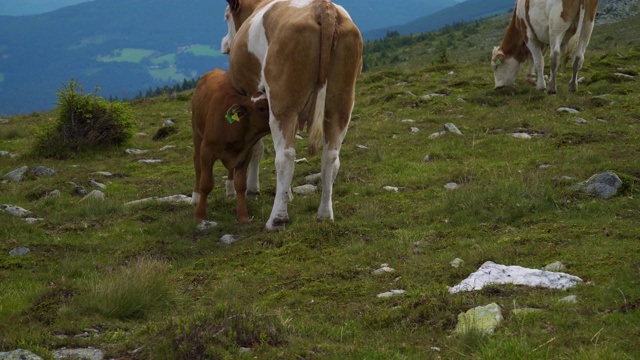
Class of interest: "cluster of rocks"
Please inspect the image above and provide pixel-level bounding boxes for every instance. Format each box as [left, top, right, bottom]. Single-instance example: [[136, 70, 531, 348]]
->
[[0, 347, 103, 360], [372, 260, 583, 335], [597, 0, 640, 25]]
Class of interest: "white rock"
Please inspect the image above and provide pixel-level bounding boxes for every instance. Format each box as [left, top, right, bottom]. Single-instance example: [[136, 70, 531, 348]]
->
[[411, 127, 420, 133], [372, 265, 395, 275], [126, 148, 149, 155], [383, 186, 405, 192], [543, 261, 566, 272], [510, 133, 532, 139], [24, 218, 45, 224], [559, 295, 578, 304], [93, 171, 113, 177], [138, 159, 163, 164], [1, 204, 32, 217], [450, 258, 465, 268], [163, 120, 175, 126], [613, 73, 634, 80], [557, 107, 580, 114], [220, 234, 239, 245], [429, 131, 447, 139], [377, 289, 406, 298], [197, 221, 218, 230], [0, 150, 17, 158], [422, 93, 445, 100], [295, 134, 304, 140], [444, 122, 462, 135], [444, 183, 460, 190], [88, 180, 107, 189], [293, 184, 318, 195], [294, 158, 308, 164], [159, 145, 176, 151], [304, 173, 322, 183], [574, 118, 588, 124], [401, 119, 415, 123], [81, 190, 105, 201], [125, 195, 191, 206], [356, 144, 369, 149], [52, 347, 104, 360], [455, 303, 503, 335], [449, 261, 583, 294]]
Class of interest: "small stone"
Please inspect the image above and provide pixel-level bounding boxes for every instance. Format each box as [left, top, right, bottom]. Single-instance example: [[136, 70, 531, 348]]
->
[[455, 303, 503, 335], [138, 159, 163, 164], [559, 295, 578, 304], [377, 289, 406, 298], [0, 150, 17, 158], [372, 264, 395, 275], [4, 166, 29, 182], [429, 131, 447, 139], [411, 127, 420, 133], [401, 119, 415, 123], [356, 144, 369, 149], [197, 221, 218, 230], [10, 247, 31, 257], [304, 173, 322, 183], [557, 107, 580, 114], [450, 258, 465, 268], [159, 145, 176, 151], [383, 186, 404, 192], [421, 93, 445, 100], [444, 122, 462, 135], [24, 218, 45, 224], [32, 166, 55, 177], [238, 347, 252, 354], [613, 73, 634, 80], [444, 183, 460, 190], [220, 234, 239, 245], [293, 184, 318, 195], [81, 190, 105, 201], [93, 171, 113, 177], [510, 133, 532, 139], [126, 148, 149, 155], [457, 98, 466, 103], [539, 164, 553, 169], [88, 180, 107, 189], [422, 155, 431, 162], [294, 158, 308, 164], [571, 172, 623, 199], [574, 118, 588, 124], [163, 119, 175, 127], [1, 204, 32, 217], [543, 261, 566, 272], [0, 118, 9, 124]]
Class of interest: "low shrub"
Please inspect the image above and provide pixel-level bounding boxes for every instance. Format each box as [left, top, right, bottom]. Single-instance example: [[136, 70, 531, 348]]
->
[[33, 80, 135, 158]]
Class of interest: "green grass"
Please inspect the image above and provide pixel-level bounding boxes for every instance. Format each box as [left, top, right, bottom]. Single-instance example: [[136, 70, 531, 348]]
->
[[1, 22, 640, 360], [98, 48, 156, 63], [183, 44, 221, 57]]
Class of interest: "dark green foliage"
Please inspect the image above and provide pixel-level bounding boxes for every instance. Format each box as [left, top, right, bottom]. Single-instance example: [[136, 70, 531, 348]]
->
[[33, 80, 135, 158]]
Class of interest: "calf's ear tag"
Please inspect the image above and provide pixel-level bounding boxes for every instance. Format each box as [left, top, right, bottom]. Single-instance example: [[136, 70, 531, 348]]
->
[[226, 109, 241, 123], [495, 59, 502, 66]]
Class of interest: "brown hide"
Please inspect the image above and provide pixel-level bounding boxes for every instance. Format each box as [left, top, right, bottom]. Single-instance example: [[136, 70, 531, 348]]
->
[[191, 69, 270, 223]]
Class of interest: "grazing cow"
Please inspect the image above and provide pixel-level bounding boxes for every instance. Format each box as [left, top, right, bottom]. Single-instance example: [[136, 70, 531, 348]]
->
[[491, 0, 598, 94], [191, 68, 270, 223], [222, 0, 363, 231]]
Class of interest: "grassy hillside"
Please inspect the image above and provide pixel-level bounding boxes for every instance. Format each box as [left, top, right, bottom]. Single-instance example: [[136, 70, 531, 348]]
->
[[1, 16, 639, 360]]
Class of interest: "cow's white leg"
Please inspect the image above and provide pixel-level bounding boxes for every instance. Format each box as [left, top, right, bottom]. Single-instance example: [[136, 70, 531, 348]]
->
[[247, 139, 264, 197], [226, 178, 236, 198], [317, 115, 350, 222], [569, 21, 595, 93], [529, 44, 547, 91], [266, 117, 296, 232]]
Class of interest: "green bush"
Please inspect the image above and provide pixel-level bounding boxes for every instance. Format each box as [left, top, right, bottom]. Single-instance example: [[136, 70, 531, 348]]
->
[[33, 80, 135, 158]]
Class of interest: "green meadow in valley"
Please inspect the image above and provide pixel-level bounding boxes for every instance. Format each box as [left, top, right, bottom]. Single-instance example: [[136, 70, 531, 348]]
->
[[1, 13, 639, 360]]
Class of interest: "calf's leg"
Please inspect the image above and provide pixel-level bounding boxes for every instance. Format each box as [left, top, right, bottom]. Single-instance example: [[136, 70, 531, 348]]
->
[[194, 146, 215, 221]]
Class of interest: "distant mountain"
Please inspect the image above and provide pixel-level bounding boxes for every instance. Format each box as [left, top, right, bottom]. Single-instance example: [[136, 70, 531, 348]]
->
[[0, 0, 465, 115], [0, 0, 88, 16], [363, 0, 515, 41]]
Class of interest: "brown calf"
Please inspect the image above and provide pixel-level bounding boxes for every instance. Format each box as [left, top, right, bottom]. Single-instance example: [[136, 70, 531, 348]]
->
[[191, 68, 270, 223]]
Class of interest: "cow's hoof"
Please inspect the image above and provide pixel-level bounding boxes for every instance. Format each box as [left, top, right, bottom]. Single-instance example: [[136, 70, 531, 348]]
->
[[265, 217, 289, 232]]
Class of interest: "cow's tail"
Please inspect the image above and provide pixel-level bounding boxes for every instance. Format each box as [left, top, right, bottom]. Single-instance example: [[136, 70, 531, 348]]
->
[[308, 0, 337, 155]]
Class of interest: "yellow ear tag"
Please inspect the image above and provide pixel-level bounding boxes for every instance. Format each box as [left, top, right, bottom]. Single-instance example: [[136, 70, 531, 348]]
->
[[226, 110, 241, 123]]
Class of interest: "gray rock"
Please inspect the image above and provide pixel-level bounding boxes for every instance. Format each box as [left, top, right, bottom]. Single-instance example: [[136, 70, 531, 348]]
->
[[559, 295, 578, 304], [444, 183, 460, 190], [543, 261, 566, 272], [197, 221, 218, 230], [377, 289, 406, 298], [126, 148, 149, 155], [220, 234, 239, 245], [410, 127, 420, 133], [571, 172, 623, 199], [293, 184, 318, 195], [138, 159, 163, 164], [557, 107, 580, 114], [0, 118, 9, 124], [24, 218, 45, 224], [1, 204, 32, 217], [125, 195, 191, 206], [613, 73, 634, 80], [32, 166, 55, 177], [163, 120, 175, 127], [0, 150, 17, 158], [401, 119, 415, 123], [421, 93, 445, 100], [88, 180, 107, 189], [444, 122, 462, 135], [52, 348, 104, 360], [455, 303, 503, 335], [4, 166, 29, 181], [48, 190, 61, 198], [429, 131, 447, 139], [574, 118, 588, 124], [92, 171, 113, 177], [159, 145, 176, 151], [510, 133, 532, 139], [372, 264, 395, 275], [81, 190, 105, 201], [0, 349, 43, 360], [304, 173, 322, 184], [422, 155, 431, 162], [356, 144, 369, 149], [450, 258, 465, 268], [9, 247, 31, 257]]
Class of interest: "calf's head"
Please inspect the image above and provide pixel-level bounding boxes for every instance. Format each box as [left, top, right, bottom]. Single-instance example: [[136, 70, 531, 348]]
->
[[491, 47, 522, 89], [226, 91, 270, 130]]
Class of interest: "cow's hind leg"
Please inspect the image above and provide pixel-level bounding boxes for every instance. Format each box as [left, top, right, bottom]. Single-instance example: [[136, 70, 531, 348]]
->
[[234, 166, 250, 223], [191, 132, 203, 206], [569, 20, 595, 92], [246, 139, 264, 199], [265, 115, 297, 232], [195, 147, 216, 221], [225, 168, 236, 198]]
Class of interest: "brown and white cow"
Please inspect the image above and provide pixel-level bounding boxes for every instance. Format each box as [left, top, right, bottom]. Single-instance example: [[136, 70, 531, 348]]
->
[[191, 68, 270, 223], [222, 0, 363, 231], [492, 0, 598, 94]]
